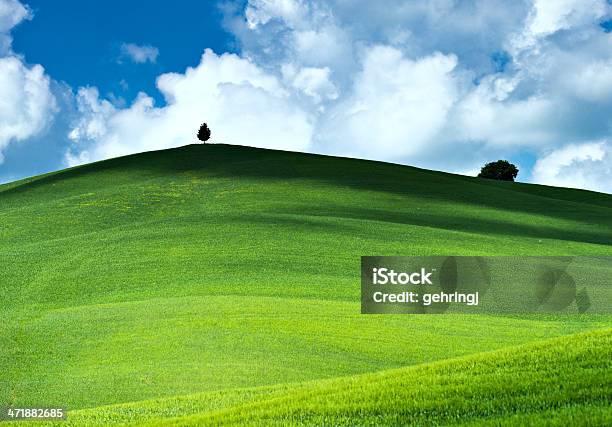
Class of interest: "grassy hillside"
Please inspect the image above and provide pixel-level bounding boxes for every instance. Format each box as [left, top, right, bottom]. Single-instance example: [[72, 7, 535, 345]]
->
[[1, 144, 611, 424], [50, 328, 608, 426]]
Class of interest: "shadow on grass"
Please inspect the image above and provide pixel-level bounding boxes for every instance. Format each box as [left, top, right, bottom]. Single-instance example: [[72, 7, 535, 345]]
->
[[285, 207, 611, 246], [2, 144, 611, 245]]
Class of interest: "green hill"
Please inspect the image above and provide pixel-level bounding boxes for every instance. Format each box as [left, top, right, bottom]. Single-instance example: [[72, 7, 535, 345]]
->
[[59, 329, 610, 426], [1, 144, 611, 424]]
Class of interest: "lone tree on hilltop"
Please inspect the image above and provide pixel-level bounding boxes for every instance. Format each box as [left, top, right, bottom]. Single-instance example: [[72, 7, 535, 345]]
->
[[197, 122, 211, 143], [477, 160, 518, 182]]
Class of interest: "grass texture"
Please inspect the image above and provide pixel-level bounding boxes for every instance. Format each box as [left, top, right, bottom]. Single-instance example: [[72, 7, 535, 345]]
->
[[1, 144, 610, 424]]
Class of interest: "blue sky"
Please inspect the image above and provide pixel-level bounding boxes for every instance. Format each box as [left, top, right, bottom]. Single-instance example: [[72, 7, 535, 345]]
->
[[11, 0, 232, 106], [1, 0, 611, 193]]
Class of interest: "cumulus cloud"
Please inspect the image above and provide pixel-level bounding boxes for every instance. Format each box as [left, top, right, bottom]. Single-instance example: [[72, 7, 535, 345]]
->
[[281, 64, 338, 104], [67, 49, 313, 164], [119, 43, 159, 64], [560, 58, 612, 103], [0, 0, 29, 31], [0, 57, 57, 163], [0, 0, 57, 163], [319, 47, 458, 160], [452, 75, 558, 148], [0, 0, 31, 54], [510, 0, 608, 53], [237, 0, 527, 76], [532, 141, 612, 193], [245, 0, 308, 29]]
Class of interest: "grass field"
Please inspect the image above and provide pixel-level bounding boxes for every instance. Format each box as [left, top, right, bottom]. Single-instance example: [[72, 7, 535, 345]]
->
[[1, 144, 611, 425]]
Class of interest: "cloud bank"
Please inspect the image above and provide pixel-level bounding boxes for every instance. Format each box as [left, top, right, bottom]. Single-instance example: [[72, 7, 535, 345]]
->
[[67, 49, 313, 165], [0, 0, 57, 164], [532, 141, 612, 194]]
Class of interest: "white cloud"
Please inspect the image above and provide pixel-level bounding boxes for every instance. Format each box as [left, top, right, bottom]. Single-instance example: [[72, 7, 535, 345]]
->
[[452, 75, 557, 148], [0, 1, 57, 164], [0, 56, 57, 163], [291, 25, 353, 70], [68, 87, 116, 142], [0, 0, 29, 32], [236, 0, 528, 74], [509, 0, 609, 56], [0, 0, 28, 28], [67, 49, 313, 165], [120, 43, 159, 64], [245, 0, 308, 29], [561, 58, 612, 103], [282, 64, 338, 104], [526, 0, 606, 38], [0, 0, 31, 54], [532, 141, 612, 193], [319, 46, 458, 161]]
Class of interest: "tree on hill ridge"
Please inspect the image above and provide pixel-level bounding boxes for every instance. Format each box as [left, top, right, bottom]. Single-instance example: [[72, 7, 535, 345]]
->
[[478, 160, 519, 182], [197, 123, 211, 143]]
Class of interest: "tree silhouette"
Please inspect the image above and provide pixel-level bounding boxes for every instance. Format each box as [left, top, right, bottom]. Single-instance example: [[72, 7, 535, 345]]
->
[[197, 123, 211, 143], [477, 160, 518, 181]]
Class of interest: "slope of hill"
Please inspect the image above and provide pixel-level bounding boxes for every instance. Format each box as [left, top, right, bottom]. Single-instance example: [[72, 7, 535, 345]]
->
[[52, 329, 609, 426], [1, 144, 611, 424]]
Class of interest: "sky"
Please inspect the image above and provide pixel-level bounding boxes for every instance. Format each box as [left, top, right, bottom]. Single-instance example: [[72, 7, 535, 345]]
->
[[1, 0, 612, 194]]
